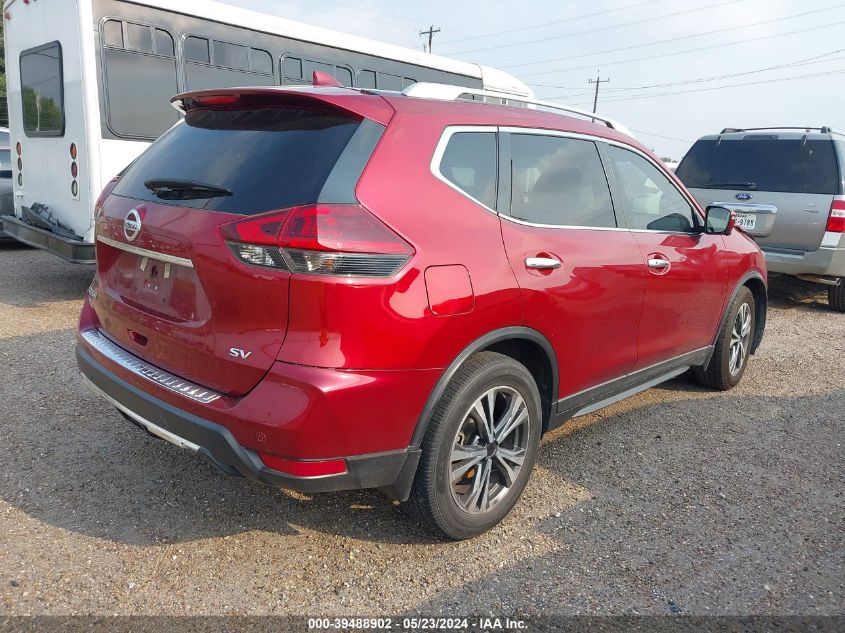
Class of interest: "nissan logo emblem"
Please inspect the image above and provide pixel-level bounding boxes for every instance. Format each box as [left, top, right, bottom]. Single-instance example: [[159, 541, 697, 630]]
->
[[124, 209, 142, 242]]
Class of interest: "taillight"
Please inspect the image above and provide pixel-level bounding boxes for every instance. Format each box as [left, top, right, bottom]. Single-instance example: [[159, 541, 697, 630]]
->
[[220, 204, 414, 277], [827, 198, 845, 232]]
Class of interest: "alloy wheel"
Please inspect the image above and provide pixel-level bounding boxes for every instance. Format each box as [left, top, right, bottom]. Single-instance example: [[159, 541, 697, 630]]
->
[[449, 386, 531, 514], [729, 302, 752, 376]]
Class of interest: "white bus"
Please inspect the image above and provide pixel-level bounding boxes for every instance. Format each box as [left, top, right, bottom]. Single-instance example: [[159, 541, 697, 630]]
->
[[1, 0, 532, 263]]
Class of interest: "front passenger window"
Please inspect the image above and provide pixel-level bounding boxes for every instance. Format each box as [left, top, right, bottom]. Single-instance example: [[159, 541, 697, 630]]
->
[[607, 145, 698, 232]]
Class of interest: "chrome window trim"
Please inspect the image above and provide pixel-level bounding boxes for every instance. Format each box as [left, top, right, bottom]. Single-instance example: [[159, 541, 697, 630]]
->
[[97, 235, 194, 268], [499, 126, 705, 231], [429, 125, 500, 215], [430, 125, 704, 236], [80, 329, 221, 404]]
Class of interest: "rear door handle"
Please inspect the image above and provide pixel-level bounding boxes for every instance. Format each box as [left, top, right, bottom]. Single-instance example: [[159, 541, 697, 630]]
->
[[525, 256, 562, 270]]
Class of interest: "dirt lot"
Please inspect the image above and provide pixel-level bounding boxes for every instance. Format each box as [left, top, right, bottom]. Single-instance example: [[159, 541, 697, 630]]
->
[[0, 242, 842, 617]]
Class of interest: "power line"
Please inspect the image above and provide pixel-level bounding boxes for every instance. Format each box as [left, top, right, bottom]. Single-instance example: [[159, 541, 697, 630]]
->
[[504, 4, 844, 70], [534, 48, 845, 99], [630, 129, 693, 144], [520, 17, 845, 78], [562, 67, 845, 106], [448, 0, 746, 56], [437, 0, 664, 46]]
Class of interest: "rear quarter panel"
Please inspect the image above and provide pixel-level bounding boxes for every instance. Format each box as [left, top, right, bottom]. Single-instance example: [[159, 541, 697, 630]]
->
[[276, 109, 523, 370]]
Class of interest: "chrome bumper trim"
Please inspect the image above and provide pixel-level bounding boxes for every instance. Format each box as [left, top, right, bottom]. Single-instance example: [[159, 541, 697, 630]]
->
[[80, 373, 201, 452], [96, 235, 194, 268], [80, 329, 221, 404]]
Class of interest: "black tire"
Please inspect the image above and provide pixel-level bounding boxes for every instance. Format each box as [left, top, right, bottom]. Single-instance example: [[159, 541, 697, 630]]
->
[[828, 281, 845, 312], [695, 286, 755, 391], [404, 352, 542, 540]]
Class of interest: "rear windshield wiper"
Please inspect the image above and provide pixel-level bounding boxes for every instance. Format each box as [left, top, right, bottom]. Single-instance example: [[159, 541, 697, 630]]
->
[[705, 181, 758, 190], [144, 178, 233, 200]]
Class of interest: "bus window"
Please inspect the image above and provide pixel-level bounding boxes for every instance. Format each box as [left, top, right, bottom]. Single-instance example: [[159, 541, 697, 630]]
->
[[155, 29, 174, 57], [282, 56, 353, 86], [402, 77, 416, 89], [334, 66, 354, 87], [184, 36, 210, 64], [358, 70, 376, 89], [125, 23, 153, 53], [102, 22, 178, 139], [251, 49, 273, 75], [303, 59, 333, 79], [212, 40, 248, 71], [103, 20, 123, 48], [20, 42, 64, 136], [282, 56, 303, 83], [378, 73, 403, 91], [185, 37, 275, 91]]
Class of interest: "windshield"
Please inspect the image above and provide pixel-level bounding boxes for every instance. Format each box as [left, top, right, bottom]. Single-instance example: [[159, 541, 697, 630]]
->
[[676, 137, 841, 195], [113, 107, 361, 215]]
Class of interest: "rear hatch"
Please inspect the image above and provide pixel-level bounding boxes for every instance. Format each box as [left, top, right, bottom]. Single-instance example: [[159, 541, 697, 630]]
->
[[92, 90, 389, 395], [676, 134, 842, 252]]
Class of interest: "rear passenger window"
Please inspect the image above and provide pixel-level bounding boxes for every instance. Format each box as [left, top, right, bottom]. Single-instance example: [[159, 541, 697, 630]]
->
[[510, 135, 615, 227], [607, 145, 697, 233], [439, 132, 497, 210]]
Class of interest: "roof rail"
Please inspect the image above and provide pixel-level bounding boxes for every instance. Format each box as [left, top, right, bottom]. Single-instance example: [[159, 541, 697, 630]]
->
[[401, 82, 634, 137], [719, 126, 839, 134]]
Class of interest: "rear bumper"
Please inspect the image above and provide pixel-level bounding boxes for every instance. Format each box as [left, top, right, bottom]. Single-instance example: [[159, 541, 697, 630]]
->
[[763, 244, 845, 278], [0, 215, 95, 263], [76, 342, 422, 498]]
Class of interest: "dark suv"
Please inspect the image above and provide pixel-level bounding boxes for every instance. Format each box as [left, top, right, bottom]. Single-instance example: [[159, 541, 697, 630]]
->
[[76, 83, 767, 539]]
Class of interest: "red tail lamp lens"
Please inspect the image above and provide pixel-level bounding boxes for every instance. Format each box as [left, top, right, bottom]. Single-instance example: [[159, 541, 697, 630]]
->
[[17, 157, 22, 171], [15, 142, 21, 156], [191, 94, 240, 108], [71, 162, 78, 178], [827, 199, 845, 233], [220, 204, 414, 276], [257, 452, 347, 477]]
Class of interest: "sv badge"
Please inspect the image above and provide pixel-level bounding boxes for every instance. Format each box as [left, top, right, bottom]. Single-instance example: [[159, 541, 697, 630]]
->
[[229, 348, 252, 359]]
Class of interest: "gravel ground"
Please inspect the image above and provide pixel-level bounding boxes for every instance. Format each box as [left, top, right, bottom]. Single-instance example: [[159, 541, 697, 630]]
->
[[0, 242, 842, 617]]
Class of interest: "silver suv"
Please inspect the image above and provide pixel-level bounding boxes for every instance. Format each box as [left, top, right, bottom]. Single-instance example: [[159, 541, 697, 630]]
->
[[677, 127, 845, 311]]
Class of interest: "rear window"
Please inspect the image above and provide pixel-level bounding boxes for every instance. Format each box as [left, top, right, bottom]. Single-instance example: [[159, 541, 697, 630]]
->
[[676, 137, 841, 195], [20, 42, 64, 136], [113, 108, 362, 215]]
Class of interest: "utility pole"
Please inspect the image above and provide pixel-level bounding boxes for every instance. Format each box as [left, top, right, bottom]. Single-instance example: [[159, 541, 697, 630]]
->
[[588, 71, 610, 113], [419, 25, 441, 53]]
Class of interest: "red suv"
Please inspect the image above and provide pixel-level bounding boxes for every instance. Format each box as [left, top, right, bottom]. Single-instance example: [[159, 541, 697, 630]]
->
[[77, 83, 767, 539]]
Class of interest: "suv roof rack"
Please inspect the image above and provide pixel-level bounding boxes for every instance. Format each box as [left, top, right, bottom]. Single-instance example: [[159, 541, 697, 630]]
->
[[401, 82, 634, 138], [719, 126, 841, 135]]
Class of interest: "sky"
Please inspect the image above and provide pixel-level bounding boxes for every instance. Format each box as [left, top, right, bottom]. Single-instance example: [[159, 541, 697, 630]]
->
[[228, 0, 844, 160]]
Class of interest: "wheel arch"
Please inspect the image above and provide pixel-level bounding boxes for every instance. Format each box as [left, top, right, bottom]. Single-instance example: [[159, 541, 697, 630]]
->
[[409, 327, 559, 450], [709, 271, 767, 362]]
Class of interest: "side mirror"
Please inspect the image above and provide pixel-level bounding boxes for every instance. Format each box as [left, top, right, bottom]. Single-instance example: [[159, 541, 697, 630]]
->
[[705, 205, 735, 235]]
